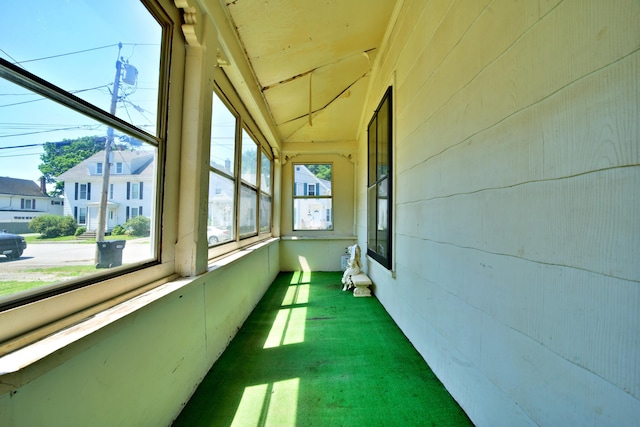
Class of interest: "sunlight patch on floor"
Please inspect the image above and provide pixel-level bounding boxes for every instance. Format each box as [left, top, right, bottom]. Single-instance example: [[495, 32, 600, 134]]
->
[[231, 378, 299, 427], [264, 307, 307, 348], [264, 280, 310, 349]]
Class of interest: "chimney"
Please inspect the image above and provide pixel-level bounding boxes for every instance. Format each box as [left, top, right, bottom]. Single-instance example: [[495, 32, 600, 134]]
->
[[40, 176, 47, 195], [225, 158, 231, 171]]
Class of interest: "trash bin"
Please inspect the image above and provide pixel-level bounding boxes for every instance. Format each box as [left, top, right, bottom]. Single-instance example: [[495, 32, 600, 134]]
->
[[96, 240, 126, 268]]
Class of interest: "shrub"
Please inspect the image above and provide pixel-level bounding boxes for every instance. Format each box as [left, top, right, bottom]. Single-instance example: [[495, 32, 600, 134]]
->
[[111, 224, 126, 235], [29, 215, 77, 238], [123, 216, 150, 237], [74, 226, 86, 236]]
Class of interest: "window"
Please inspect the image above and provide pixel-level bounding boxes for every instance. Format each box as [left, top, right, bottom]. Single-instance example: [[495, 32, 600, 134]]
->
[[293, 164, 332, 231], [127, 182, 144, 200], [78, 207, 87, 225], [207, 91, 237, 246], [21, 199, 36, 210], [240, 128, 258, 236], [208, 86, 273, 249], [260, 151, 272, 232], [0, 0, 166, 306], [78, 183, 89, 200], [367, 87, 392, 269]]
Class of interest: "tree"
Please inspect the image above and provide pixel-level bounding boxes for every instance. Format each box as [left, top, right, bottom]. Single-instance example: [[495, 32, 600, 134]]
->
[[38, 136, 106, 196], [306, 164, 332, 181]]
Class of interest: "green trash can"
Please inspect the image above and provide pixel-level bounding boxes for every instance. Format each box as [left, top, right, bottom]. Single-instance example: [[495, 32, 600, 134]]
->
[[96, 240, 126, 268]]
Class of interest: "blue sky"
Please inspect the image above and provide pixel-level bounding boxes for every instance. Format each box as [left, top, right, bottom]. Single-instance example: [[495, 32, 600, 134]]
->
[[0, 0, 161, 185]]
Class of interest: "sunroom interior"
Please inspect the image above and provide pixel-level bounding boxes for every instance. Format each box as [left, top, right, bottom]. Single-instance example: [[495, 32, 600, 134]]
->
[[0, 0, 638, 426]]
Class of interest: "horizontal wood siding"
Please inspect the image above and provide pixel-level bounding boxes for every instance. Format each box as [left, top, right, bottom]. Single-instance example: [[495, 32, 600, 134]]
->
[[360, 0, 640, 425]]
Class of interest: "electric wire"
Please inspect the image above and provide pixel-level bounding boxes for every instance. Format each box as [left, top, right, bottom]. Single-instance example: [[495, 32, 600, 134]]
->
[[9, 43, 157, 66]]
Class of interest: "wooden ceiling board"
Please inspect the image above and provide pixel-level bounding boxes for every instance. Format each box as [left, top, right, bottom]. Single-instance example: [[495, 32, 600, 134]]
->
[[223, 0, 396, 144]]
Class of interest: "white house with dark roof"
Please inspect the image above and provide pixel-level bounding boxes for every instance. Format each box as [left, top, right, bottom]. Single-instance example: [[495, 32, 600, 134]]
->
[[0, 176, 64, 233], [56, 149, 155, 232]]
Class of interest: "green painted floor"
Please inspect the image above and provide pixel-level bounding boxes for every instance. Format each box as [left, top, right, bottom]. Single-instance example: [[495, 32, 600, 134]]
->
[[173, 271, 472, 426]]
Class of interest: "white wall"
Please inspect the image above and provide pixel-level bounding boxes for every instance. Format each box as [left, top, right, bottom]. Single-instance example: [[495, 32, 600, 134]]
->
[[357, 1, 640, 425], [279, 150, 357, 271]]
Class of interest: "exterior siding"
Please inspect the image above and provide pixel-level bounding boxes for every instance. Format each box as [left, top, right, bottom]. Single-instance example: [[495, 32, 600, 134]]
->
[[59, 152, 155, 232]]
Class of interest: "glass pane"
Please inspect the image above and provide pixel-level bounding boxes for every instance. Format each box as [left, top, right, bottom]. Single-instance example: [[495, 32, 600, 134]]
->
[[239, 184, 257, 236], [293, 198, 333, 230], [377, 178, 390, 260], [367, 185, 377, 254], [368, 116, 377, 186], [241, 129, 257, 185], [261, 151, 271, 194], [260, 194, 271, 233], [207, 171, 235, 245], [377, 96, 389, 180], [293, 164, 332, 196], [0, 1, 162, 136], [210, 92, 236, 175], [0, 77, 158, 299]]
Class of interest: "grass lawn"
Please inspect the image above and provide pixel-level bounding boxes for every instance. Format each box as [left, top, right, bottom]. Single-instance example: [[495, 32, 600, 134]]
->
[[0, 265, 98, 297]]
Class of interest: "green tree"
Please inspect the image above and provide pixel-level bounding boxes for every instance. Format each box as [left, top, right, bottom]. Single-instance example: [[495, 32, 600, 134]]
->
[[306, 164, 332, 181], [38, 136, 106, 196]]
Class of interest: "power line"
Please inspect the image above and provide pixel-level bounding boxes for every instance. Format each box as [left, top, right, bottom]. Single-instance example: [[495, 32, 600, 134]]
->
[[9, 43, 158, 66], [0, 152, 42, 159], [0, 125, 101, 139], [0, 140, 75, 150], [0, 84, 111, 108]]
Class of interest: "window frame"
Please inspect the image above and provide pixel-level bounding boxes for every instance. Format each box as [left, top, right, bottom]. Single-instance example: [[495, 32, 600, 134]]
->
[[292, 163, 333, 231], [367, 86, 393, 269], [0, 0, 174, 317], [207, 74, 274, 258]]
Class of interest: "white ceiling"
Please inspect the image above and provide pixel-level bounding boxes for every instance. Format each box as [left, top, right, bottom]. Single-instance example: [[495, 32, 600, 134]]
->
[[221, 0, 397, 144]]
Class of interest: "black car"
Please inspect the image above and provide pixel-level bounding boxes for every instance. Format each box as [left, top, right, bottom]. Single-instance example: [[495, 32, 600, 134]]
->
[[0, 230, 27, 259]]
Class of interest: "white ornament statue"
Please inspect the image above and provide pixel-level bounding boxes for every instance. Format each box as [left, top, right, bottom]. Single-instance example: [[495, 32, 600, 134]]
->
[[341, 244, 361, 291]]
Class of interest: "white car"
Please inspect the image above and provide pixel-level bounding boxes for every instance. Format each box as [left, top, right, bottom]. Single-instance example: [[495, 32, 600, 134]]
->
[[207, 226, 230, 245]]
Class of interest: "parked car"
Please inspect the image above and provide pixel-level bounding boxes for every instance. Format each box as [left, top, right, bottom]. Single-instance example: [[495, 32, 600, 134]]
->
[[0, 230, 27, 259], [207, 226, 230, 245]]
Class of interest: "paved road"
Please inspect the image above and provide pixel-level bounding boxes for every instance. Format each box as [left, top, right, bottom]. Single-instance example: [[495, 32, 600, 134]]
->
[[0, 238, 152, 280]]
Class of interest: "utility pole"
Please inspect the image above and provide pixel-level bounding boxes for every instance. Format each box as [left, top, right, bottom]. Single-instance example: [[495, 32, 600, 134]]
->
[[96, 43, 123, 248]]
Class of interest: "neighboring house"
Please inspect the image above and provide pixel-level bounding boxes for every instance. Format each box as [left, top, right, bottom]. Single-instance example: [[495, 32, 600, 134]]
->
[[57, 149, 155, 232], [293, 165, 332, 230], [0, 176, 64, 233]]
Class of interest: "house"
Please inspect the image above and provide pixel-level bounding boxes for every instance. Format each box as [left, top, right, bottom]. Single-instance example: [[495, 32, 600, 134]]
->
[[293, 164, 332, 230], [0, 1, 638, 426], [56, 149, 155, 232], [0, 176, 63, 233]]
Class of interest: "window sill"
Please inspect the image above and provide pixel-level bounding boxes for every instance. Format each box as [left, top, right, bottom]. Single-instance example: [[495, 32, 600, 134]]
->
[[0, 238, 279, 394], [0, 273, 187, 394], [208, 237, 279, 270], [281, 235, 357, 241]]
